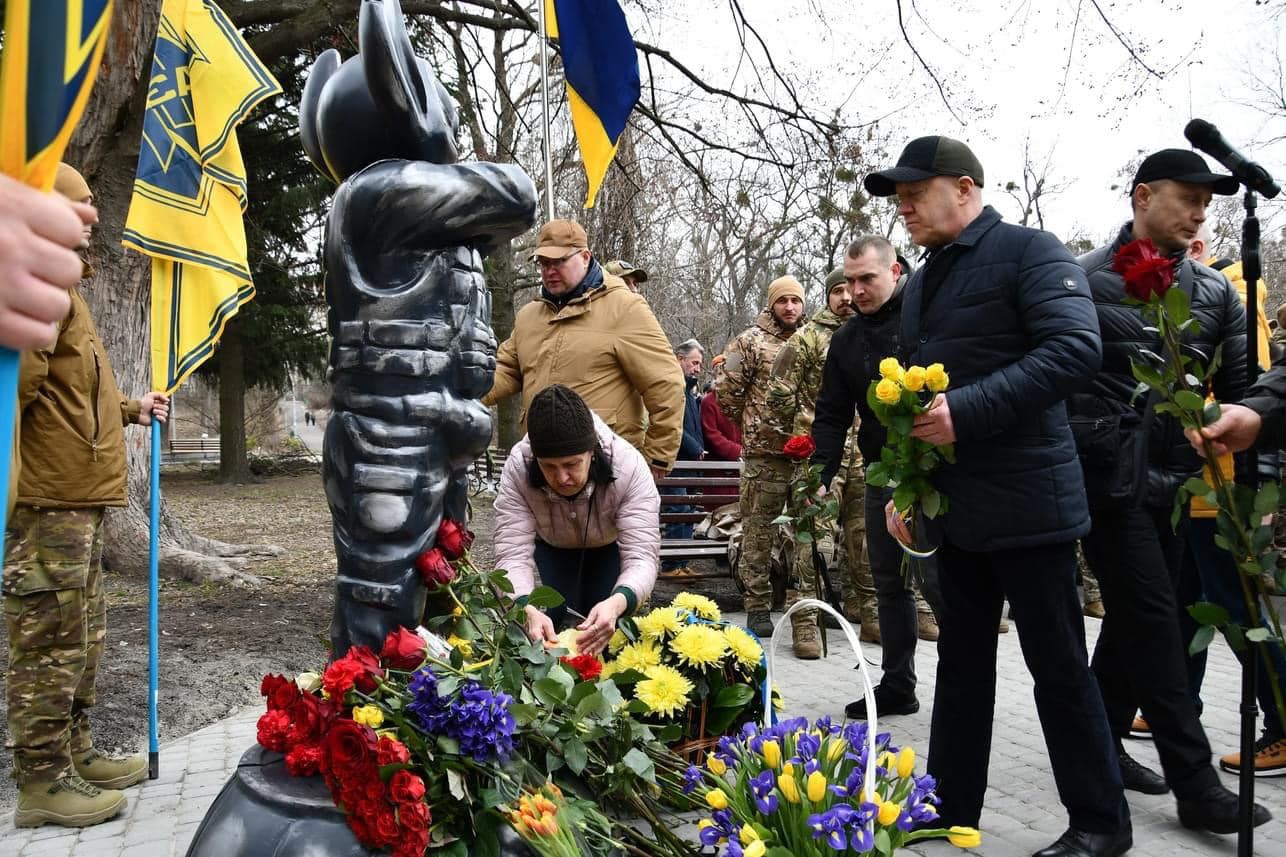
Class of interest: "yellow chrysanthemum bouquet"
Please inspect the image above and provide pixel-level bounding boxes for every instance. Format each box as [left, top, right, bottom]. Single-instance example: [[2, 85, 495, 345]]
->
[[603, 593, 768, 752], [865, 358, 954, 556]]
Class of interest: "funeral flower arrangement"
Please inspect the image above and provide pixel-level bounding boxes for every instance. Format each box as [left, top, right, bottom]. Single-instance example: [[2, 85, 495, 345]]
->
[[256, 520, 697, 857], [602, 593, 769, 744], [681, 715, 980, 856]]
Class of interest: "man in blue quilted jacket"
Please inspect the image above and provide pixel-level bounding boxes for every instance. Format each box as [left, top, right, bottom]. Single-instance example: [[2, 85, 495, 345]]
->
[[866, 136, 1129, 857]]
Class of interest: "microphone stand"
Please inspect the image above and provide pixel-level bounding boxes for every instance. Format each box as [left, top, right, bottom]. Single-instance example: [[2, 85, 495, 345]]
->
[[1233, 187, 1262, 857]]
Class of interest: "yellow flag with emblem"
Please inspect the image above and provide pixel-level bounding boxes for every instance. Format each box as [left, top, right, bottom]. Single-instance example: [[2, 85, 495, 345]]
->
[[123, 0, 280, 394]]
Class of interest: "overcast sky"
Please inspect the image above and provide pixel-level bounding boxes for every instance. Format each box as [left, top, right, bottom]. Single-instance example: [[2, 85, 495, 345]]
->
[[630, 0, 1286, 248]]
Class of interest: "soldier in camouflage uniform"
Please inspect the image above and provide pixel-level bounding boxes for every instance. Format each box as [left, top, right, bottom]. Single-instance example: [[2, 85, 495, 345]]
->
[[714, 276, 805, 641], [5, 165, 169, 829]]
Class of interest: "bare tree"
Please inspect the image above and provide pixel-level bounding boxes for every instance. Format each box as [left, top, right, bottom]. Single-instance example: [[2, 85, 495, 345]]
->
[[1003, 137, 1070, 231]]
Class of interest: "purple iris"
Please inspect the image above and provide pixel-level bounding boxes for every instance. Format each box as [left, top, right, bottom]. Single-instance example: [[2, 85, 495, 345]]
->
[[749, 769, 778, 814], [682, 765, 703, 795], [698, 809, 736, 847], [406, 666, 515, 762]]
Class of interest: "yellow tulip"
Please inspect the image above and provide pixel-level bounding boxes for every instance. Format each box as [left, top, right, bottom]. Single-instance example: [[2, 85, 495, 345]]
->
[[904, 365, 927, 392], [707, 754, 727, 776], [778, 773, 801, 804], [740, 824, 760, 844], [827, 739, 848, 762], [806, 770, 827, 802], [877, 751, 896, 770], [697, 819, 714, 832], [926, 363, 950, 393], [351, 705, 384, 728], [705, 788, 729, 810], [761, 739, 782, 770], [947, 826, 982, 848], [878, 356, 904, 380], [744, 842, 766, 857], [897, 746, 915, 779], [878, 799, 901, 826], [781, 762, 796, 777], [875, 378, 901, 405]]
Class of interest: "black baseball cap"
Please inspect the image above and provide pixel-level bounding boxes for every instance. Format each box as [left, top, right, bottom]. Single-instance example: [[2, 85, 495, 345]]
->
[[1131, 149, 1238, 195], [865, 136, 985, 197]]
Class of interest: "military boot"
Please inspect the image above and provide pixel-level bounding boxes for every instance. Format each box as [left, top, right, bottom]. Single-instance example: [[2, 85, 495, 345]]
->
[[15, 774, 126, 828], [791, 611, 821, 660], [75, 749, 147, 789], [859, 605, 881, 644], [745, 610, 774, 639]]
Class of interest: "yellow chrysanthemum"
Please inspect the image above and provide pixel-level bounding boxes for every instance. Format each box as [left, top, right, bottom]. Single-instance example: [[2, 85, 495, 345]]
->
[[671, 592, 721, 621], [875, 377, 902, 405], [447, 634, 474, 659], [612, 640, 662, 674], [925, 363, 950, 393], [352, 705, 384, 728], [635, 607, 684, 640], [635, 664, 694, 717], [903, 365, 927, 392], [878, 356, 904, 381], [668, 624, 728, 669], [723, 625, 763, 669], [607, 629, 629, 653]]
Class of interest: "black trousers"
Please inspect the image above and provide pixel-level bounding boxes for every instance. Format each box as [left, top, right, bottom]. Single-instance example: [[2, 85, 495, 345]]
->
[[864, 485, 944, 697], [534, 540, 620, 630], [1081, 504, 1219, 798], [929, 539, 1128, 833]]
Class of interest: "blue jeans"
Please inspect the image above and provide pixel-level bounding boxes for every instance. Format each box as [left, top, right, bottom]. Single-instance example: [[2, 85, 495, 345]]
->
[[1181, 516, 1286, 738], [661, 486, 694, 570], [533, 540, 621, 630]]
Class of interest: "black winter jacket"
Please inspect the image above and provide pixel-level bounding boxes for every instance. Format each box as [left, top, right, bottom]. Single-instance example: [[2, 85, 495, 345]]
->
[[679, 376, 705, 460], [901, 206, 1102, 551], [1076, 224, 1251, 507], [1244, 357, 1286, 449], [812, 277, 907, 487]]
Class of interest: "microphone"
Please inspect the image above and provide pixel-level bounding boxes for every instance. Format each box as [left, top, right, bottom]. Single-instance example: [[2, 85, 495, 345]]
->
[[1184, 118, 1280, 198]]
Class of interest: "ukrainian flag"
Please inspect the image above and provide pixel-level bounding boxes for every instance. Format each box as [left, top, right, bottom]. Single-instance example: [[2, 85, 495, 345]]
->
[[123, 0, 280, 394], [546, 0, 640, 208]]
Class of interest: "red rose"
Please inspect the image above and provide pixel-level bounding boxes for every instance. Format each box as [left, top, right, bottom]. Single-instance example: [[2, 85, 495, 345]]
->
[[397, 800, 431, 829], [285, 743, 323, 776], [783, 434, 817, 461], [389, 770, 426, 804], [373, 807, 400, 846], [381, 627, 429, 671], [435, 519, 475, 560], [415, 547, 456, 587], [256, 709, 292, 752], [376, 735, 412, 766], [323, 719, 377, 779], [261, 674, 300, 711], [362, 776, 387, 804], [560, 653, 603, 682], [286, 693, 337, 747], [1112, 238, 1175, 302]]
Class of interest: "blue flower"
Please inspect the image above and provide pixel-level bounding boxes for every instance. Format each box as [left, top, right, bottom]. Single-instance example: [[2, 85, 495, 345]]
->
[[749, 769, 778, 815], [405, 667, 515, 762], [699, 809, 736, 846], [682, 765, 703, 795]]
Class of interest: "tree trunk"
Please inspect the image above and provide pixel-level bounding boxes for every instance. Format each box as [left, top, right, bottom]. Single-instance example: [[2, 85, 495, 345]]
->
[[63, 0, 277, 583], [486, 250, 522, 451], [217, 320, 254, 482]]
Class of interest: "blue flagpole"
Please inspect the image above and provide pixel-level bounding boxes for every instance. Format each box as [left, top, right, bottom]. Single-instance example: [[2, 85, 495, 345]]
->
[[148, 418, 160, 778], [0, 349, 18, 583]]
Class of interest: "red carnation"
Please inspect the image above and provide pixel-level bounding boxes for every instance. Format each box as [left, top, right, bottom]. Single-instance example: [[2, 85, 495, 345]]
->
[[323, 646, 384, 699], [376, 735, 412, 766], [389, 770, 427, 804], [285, 742, 323, 776], [1112, 238, 1175, 302], [561, 653, 603, 682], [256, 709, 292, 752], [783, 434, 817, 461], [435, 519, 474, 560], [414, 547, 456, 588], [381, 626, 429, 671]]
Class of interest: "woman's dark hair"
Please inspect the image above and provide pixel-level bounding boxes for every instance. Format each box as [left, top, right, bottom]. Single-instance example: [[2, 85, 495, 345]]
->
[[527, 443, 616, 490]]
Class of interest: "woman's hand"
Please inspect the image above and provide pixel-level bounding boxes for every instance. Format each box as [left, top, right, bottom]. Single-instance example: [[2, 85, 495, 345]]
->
[[523, 604, 557, 645], [576, 593, 628, 655]]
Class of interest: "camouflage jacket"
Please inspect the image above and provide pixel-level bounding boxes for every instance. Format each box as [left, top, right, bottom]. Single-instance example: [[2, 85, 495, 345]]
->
[[766, 306, 847, 438], [714, 309, 797, 457]]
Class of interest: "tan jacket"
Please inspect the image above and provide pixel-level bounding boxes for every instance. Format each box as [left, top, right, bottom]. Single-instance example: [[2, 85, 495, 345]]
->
[[484, 273, 684, 469], [17, 287, 139, 508]]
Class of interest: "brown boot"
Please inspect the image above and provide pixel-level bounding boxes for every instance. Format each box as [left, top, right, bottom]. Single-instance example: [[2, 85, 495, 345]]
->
[[916, 612, 939, 641], [75, 749, 147, 790], [859, 606, 881, 644], [14, 774, 126, 829], [791, 612, 821, 659], [1083, 599, 1106, 619]]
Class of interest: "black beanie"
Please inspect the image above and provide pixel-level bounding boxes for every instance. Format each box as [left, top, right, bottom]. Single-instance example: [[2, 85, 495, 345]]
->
[[527, 385, 597, 458]]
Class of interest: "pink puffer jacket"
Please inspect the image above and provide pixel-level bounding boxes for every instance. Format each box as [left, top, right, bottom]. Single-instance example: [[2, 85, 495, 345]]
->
[[493, 415, 660, 605]]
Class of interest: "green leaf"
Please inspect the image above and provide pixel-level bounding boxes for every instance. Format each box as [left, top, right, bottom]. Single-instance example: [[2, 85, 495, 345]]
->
[[1183, 477, 1212, 498], [1188, 624, 1216, 656], [713, 683, 755, 709], [622, 748, 656, 783], [921, 490, 941, 519], [563, 738, 589, 775], [596, 678, 624, 709], [766, 849, 795, 857], [875, 827, 893, 855], [533, 677, 568, 707], [1174, 390, 1206, 412], [1187, 601, 1230, 627], [479, 788, 506, 810], [770, 514, 792, 525], [1164, 284, 1192, 325], [796, 530, 814, 544], [704, 704, 742, 736], [1255, 483, 1280, 517], [525, 586, 565, 609], [509, 703, 539, 725], [473, 815, 500, 857], [545, 748, 564, 773], [1246, 628, 1275, 643]]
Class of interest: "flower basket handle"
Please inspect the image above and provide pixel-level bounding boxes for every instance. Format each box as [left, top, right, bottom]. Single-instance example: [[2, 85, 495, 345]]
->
[[767, 598, 878, 801]]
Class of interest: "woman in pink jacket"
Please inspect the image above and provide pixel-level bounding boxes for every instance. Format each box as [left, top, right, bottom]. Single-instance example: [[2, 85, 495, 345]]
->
[[494, 385, 660, 655]]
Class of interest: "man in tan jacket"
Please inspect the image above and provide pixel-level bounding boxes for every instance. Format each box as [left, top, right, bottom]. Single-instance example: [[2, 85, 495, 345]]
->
[[484, 220, 684, 476], [5, 164, 170, 829]]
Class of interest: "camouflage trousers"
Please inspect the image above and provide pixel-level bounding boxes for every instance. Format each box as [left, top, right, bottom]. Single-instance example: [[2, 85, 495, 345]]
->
[[738, 455, 794, 613], [3, 506, 106, 784]]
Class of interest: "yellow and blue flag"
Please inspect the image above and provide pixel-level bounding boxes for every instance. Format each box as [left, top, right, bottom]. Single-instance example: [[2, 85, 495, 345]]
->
[[0, 0, 114, 191], [123, 0, 280, 395], [546, 0, 640, 208]]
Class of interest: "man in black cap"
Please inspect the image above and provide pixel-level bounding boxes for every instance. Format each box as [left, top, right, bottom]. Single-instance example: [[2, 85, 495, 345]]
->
[[867, 136, 1131, 857], [1072, 148, 1272, 831]]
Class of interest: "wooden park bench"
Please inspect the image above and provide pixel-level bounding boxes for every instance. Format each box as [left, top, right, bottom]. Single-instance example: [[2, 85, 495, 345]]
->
[[657, 459, 741, 579], [168, 436, 220, 458]]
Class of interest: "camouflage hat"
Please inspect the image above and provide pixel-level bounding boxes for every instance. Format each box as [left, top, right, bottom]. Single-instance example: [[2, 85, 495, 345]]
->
[[605, 260, 649, 282]]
